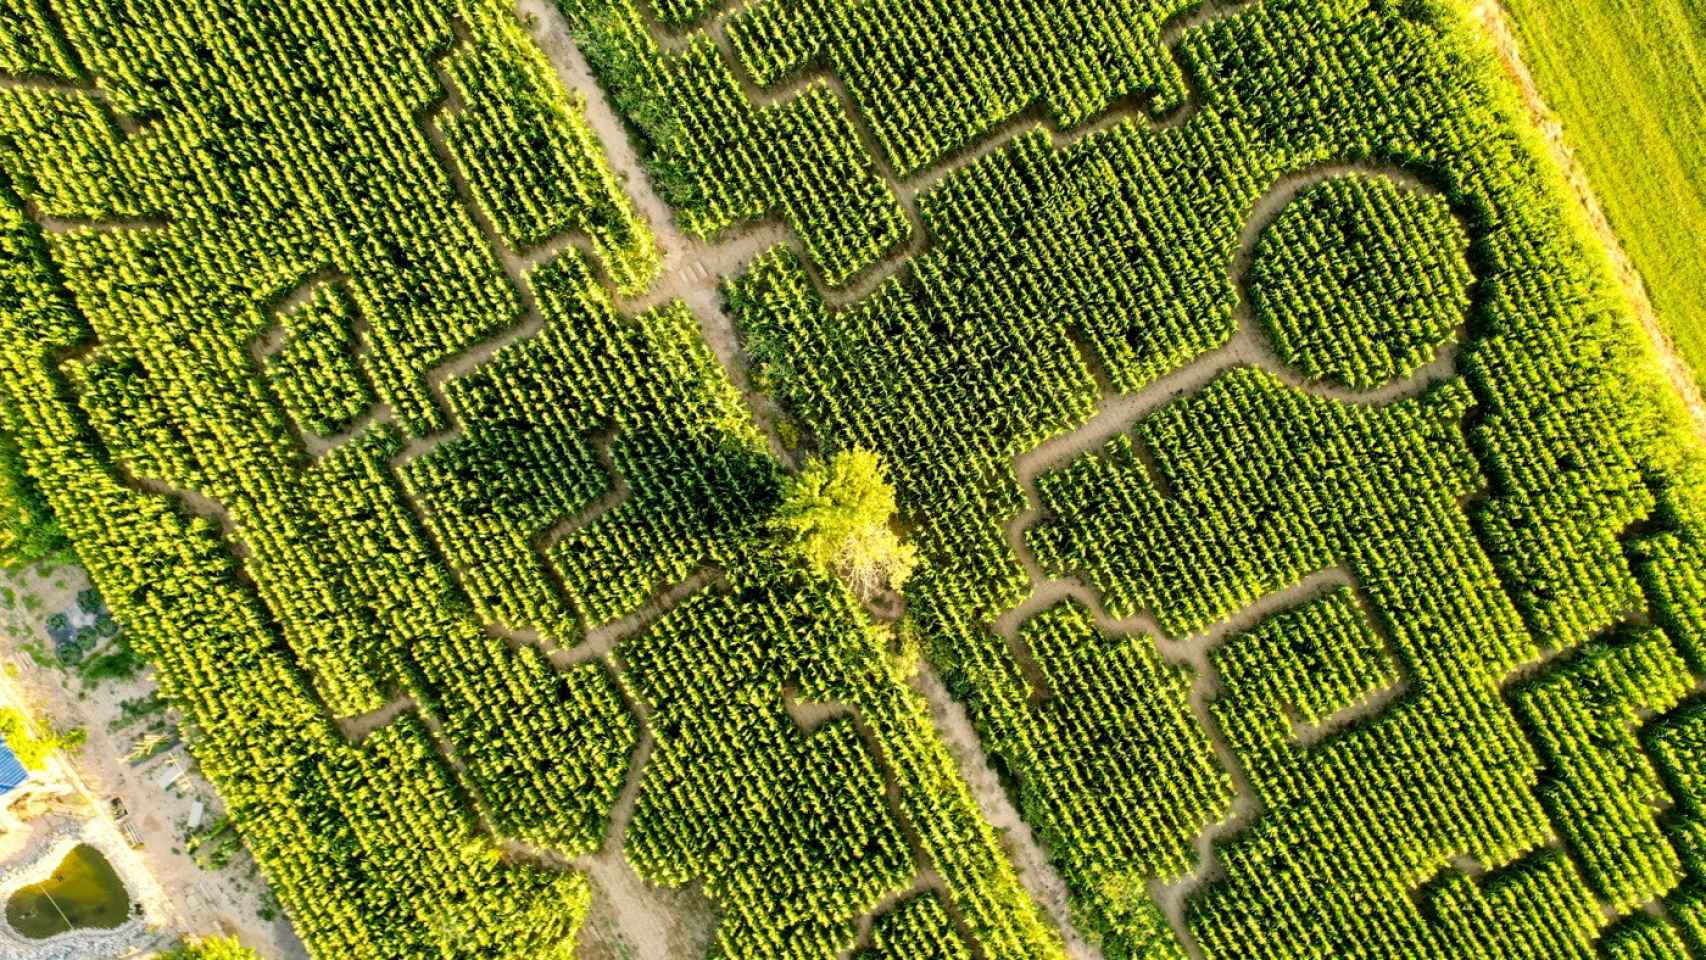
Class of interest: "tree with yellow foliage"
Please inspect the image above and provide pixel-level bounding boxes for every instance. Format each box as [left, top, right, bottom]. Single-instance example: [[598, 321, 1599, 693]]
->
[[770, 449, 918, 599]]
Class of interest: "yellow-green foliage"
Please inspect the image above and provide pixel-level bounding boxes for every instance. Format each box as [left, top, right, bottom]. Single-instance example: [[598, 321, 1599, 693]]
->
[[0, 706, 76, 769], [1, 0, 1705, 957], [771, 448, 917, 596], [1498, 0, 1706, 389], [0, 427, 64, 569], [159, 936, 263, 960]]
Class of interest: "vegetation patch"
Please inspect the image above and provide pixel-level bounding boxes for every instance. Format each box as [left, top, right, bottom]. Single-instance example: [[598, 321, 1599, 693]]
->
[[1498, 0, 1706, 390], [1249, 175, 1472, 390]]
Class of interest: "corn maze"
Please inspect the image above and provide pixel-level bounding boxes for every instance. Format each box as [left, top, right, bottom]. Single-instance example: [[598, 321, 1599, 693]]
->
[[0, 0, 1703, 958]]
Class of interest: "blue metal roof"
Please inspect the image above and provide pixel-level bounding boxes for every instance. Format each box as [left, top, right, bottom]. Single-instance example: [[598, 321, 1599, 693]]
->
[[0, 735, 31, 795]]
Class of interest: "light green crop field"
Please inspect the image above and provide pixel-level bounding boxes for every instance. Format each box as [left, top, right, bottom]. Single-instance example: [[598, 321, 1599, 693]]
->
[[1499, 0, 1706, 387]]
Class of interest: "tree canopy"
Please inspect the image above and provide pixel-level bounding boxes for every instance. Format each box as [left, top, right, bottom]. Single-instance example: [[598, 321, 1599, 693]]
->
[[770, 448, 918, 598], [0, 706, 79, 770]]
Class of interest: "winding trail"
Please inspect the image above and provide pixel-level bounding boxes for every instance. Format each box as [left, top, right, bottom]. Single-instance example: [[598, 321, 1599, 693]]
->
[[11, 0, 1652, 958], [503, 3, 1468, 956], [1142, 570, 1408, 935], [11, 9, 1397, 958], [998, 161, 1460, 628], [908, 663, 1099, 959], [334, 696, 420, 742], [777, 687, 969, 960], [569, 694, 720, 960], [4, 18, 731, 955], [982, 161, 1460, 955], [500, 3, 1236, 950]]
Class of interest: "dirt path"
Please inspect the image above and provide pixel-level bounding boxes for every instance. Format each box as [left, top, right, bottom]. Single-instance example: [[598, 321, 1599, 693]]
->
[[1143, 569, 1407, 946], [570, 720, 719, 960], [5, 21, 715, 957], [505, 6, 1114, 951], [1467, 0, 1706, 438], [981, 161, 1460, 957], [497, 6, 1456, 957], [1000, 161, 1460, 601], [997, 161, 1462, 657], [998, 163, 1461, 634], [333, 696, 417, 742], [12, 2, 1643, 958], [907, 665, 1100, 960], [514, 0, 800, 466]]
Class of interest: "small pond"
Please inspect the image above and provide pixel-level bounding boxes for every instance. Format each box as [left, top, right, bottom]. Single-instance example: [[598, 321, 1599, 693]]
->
[[5, 844, 131, 939]]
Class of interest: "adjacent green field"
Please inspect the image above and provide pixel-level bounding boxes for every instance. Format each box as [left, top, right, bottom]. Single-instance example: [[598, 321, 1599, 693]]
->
[[0, 0, 1705, 958], [1497, 0, 1706, 388]]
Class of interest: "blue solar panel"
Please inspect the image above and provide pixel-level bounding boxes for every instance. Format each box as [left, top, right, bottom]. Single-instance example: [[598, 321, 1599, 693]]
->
[[0, 735, 30, 795]]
